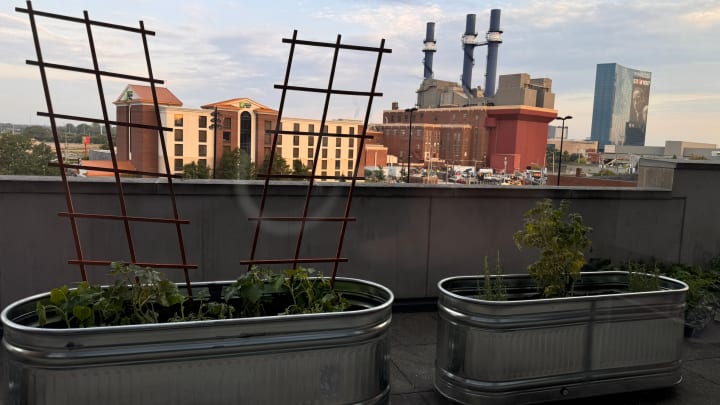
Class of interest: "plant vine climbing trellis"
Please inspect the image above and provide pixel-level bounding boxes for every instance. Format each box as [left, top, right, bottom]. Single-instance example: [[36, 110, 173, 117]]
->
[[18, 0, 391, 292], [241, 31, 391, 285], [17, 1, 196, 294]]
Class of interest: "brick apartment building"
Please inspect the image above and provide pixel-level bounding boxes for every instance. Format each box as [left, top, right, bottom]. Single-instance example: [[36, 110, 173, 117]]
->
[[114, 85, 386, 179]]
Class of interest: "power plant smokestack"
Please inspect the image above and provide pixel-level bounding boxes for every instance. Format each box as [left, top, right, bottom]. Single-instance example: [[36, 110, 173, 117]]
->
[[423, 22, 437, 79], [461, 14, 478, 95], [484, 9, 503, 98]]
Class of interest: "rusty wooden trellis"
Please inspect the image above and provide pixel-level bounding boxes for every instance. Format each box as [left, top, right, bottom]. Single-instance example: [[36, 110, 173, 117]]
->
[[16, 1, 196, 295], [241, 31, 391, 284]]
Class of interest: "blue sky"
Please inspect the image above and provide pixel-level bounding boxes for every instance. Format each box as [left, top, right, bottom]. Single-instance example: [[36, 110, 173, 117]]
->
[[2, 0, 719, 146]]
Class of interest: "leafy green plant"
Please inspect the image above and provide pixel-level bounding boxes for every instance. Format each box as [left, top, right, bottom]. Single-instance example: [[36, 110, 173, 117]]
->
[[481, 252, 507, 301], [657, 261, 720, 330], [36, 262, 186, 328], [513, 199, 592, 298], [36, 264, 348, 328], [626, 261, 661, 292], [281, 267, 349, 314]]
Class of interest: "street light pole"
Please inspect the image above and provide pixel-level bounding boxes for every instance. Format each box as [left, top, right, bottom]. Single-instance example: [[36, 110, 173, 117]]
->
[[555, 115, 573, 186], [210, 106, 222, 179], [405, 107, 418, 183]]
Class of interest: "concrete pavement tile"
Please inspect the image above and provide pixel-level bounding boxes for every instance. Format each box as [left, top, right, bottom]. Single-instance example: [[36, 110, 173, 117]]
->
[[683, 341, 720, 361], [683, 357, 720, 385], [390, 360, 415, 394], [390, 311, 438, 347], [420, 390, 455, 404], [389, 392, 428, 404], [390, 343, 437, 392]]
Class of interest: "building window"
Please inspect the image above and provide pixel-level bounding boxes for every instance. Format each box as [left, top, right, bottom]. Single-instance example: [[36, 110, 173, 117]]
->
[[349, 127, 355, 135], [223, 117, 231, 129], [293, 123, 300, 133], [336, 126, 342, 134], [198, 159, 206, 167], [349, 149, 354, 159], [335, 171, 340, 177], [322, 137, 328, 147], [240, 111, 251, 154], [308, 136, 314, 146], [349, 137, 354, 147], [348, 160, 353, 169], [198, 116, 207, 128], [198, 130, 207, 142], [174, 114, 183, 127], [174, 129, 183, 141], [323, 125, 328, 134], [293, 135, 300, 146], [321, 160, 328, 170], [308, 148, 314, 158], [223, 131, 231, 142], [335, 149, 341, 159], [306, 160, 313, 169], [174, 159, 183, 171], [293, 148, 299, 158], [321, 170, 327, 177], [223, 145, 231, 153], [347, 170, 353, 177], [174, 144, 183, 156], [335, 137, 341, 147], [308, 124, 315, 134], [322, 149, 327, 159], [264, 120, 273, 144], [276, 147, 282, 156], [199, 145, 207, 157], [335, 160, 341, 170]]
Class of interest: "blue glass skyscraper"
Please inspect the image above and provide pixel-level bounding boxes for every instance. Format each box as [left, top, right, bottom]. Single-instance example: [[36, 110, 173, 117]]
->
[[590, 63, 651, 149]]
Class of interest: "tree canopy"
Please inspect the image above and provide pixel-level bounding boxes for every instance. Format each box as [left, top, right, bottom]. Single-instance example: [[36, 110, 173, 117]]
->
[[0, 132, 57, 176], [216, 149, 256, 179]]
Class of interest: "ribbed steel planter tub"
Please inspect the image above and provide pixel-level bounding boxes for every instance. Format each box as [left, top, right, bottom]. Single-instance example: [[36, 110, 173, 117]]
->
[[435, 271, 688, 405], [1, 277, 393, 405]]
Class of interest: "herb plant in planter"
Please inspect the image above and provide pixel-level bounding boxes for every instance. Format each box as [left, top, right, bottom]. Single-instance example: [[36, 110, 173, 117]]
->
[[435, 199, 689, 405], [3, 264, 393, 405]]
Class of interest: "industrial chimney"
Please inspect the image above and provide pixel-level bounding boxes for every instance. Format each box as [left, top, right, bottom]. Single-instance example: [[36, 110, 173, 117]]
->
[[484, 9, 503, 98], [423, 22, 437, 79], [460, 14, 477, 96]]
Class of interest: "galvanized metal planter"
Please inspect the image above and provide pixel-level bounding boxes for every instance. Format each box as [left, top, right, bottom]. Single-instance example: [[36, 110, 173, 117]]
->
[[435, 271, 688, 405], [2, 278, 393, 405]]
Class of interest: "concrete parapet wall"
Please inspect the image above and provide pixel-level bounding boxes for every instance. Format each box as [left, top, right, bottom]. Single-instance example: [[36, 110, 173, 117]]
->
[[0, 162, 717, 308]]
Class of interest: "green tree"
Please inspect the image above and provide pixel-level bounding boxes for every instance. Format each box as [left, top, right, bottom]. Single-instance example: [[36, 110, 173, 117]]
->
[[261, 154, 291, 176], [0, 133, 57, 175], [21, 125, 52, 142], [292, 159, 311, 178], [182, 161, 211, 179], [216, 148, 255, 179]]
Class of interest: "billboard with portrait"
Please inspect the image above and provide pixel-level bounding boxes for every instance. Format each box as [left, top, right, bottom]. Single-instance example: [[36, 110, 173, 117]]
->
[[625, 76, 650, 145]]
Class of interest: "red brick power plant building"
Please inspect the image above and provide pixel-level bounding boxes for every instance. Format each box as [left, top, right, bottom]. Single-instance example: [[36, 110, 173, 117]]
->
[[373, 10, 557, 173]]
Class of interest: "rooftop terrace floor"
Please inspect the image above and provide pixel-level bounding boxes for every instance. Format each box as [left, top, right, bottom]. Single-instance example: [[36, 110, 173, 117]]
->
[[389, 310, 720, 405], [2, 309, 719, 404]]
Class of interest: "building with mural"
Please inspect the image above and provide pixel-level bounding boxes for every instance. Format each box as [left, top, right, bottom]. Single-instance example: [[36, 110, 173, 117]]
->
[[590, 63, 652, 149]]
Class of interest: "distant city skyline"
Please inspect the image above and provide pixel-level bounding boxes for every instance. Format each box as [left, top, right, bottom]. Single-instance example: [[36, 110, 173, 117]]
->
[[1, 0, 719, 146]]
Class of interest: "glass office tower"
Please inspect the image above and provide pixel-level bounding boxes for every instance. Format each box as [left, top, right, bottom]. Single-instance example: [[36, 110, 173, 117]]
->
[[590, 63, 651, 149]]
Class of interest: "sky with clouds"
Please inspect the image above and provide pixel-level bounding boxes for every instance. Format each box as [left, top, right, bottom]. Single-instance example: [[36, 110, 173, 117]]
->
[[2, 0, 719, 146]]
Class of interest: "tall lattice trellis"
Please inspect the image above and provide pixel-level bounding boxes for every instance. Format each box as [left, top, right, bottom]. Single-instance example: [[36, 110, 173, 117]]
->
[[241, 31, 391, 283], [18, 0, 391, 290], [17, 1, 196, 294]]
